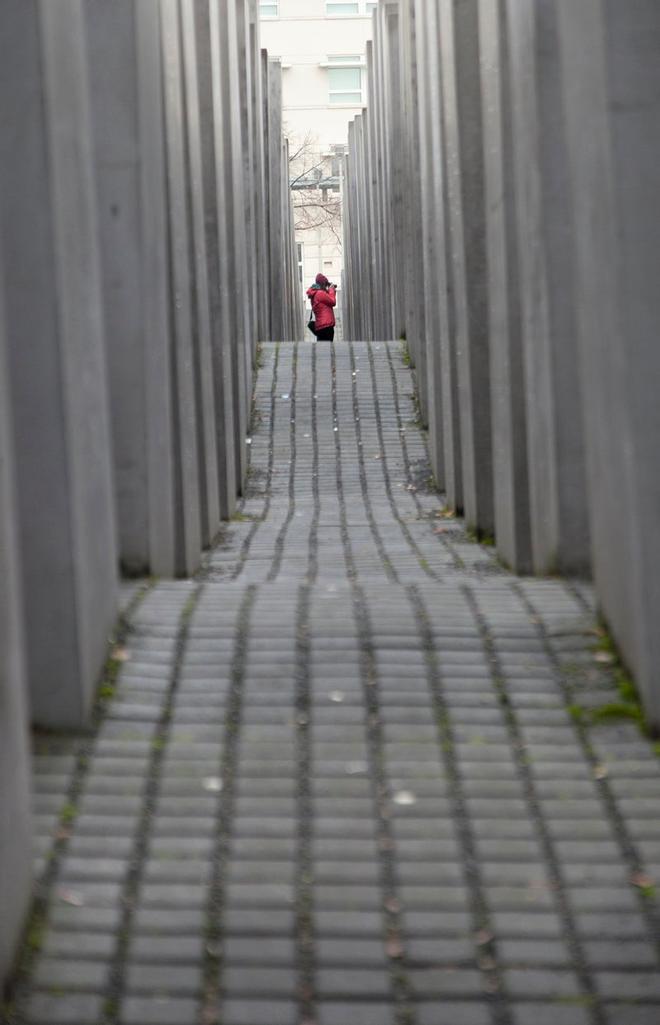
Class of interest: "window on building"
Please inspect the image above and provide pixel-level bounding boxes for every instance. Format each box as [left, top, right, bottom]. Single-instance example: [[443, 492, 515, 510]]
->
[[327, 58, 363, 105], [259, 1, 278, 17], [330, 144, 346, 179], [327, 2, 359, 14], [326, 1, 377, 13], [296, 243, 304, 287]]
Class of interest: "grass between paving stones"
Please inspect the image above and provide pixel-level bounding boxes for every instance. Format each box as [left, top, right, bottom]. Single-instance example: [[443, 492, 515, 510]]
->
[[567, 627, 651, 736], [465, 526, 496, 547]]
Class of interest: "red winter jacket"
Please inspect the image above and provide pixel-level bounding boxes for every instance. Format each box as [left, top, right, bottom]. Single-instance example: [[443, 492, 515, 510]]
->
[[307, 285, 336, 330]]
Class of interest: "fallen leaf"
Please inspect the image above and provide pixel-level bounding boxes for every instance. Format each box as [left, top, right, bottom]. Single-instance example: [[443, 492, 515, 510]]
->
[[593, 764, 608, 780], [112, 646, 130, 663], [594, 651, 615, 665], [58, 889, 84, 907], [384, 896, 401, 914], [475, 929, 493, 947], [386, 937, 404, 959], [631, 872, 655, 890]]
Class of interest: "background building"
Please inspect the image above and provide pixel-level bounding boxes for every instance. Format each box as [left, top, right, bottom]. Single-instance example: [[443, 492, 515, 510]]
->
[[259, 0, 377, 326]]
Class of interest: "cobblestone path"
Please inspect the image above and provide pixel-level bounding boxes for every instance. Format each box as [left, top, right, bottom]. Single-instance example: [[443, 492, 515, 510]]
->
[[20, 344, 660, 1025]]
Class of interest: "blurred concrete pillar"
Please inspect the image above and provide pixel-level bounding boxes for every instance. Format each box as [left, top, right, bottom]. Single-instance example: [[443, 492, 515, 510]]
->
[[383, 1, 406, 342], [160, 0, 204, 571], [399, 0, 428, 421], [180, 0, 223, 545], [479, 0, 532, 572], [0, 273, 33, 989], [87, 0, 213, 575], [249, 1, 269, 342], [440, 0, 493, 534], [191, 0, 238, 521], [413, 0, 447, 489], [557, 0, 660, 723], [236, 0, 258, 358], [0, 0, 118, 728], [213, 0, 250, 490], [506, 0, 589, 575], [267, 60, 285, 340]]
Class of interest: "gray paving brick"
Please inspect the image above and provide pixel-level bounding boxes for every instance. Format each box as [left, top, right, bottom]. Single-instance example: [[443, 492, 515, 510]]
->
[[25, 992, 103, 1025], [124, 963, 201, 996], [317, 1002, 395, 1025], [222, 998, 297, 1025], [409, 968, 484, 997], [121, 996, 199, 1025], [596, 971, 660, 1000], [416, 1004, 491, 1025], [32, 958, 108, 991], [511, 1006, 592, 1025], [604, 1008, 660, 1025]]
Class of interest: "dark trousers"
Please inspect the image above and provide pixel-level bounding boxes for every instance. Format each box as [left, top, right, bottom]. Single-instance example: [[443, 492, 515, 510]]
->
[[316, 326, 334, 342]]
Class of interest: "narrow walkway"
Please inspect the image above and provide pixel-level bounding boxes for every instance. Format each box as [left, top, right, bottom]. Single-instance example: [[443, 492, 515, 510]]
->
[[21, 344, 660, 1025]]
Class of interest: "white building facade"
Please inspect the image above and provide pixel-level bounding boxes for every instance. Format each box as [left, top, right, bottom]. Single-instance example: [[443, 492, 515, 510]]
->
[[259, 0, 376, 318]]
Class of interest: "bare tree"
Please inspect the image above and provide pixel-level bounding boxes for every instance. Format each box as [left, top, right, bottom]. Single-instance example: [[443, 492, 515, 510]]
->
[[286, 129, 343, 248]]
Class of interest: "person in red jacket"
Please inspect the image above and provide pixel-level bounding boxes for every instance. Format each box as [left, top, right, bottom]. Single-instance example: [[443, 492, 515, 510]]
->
[[307, 273, 337, 341]]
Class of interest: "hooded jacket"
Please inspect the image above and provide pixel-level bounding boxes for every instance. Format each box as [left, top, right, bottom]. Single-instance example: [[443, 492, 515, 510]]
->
[[307, 282, 337, 331]]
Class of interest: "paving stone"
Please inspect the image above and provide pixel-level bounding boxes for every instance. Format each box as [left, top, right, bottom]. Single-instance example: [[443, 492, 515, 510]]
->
[[504, 968, 582, 998], [124, 963, 201, 996], [603, 1008, 660, 1025], [121, 995, 199, 1025], [595, 971, 660, 1000], [317, 967, 390, 998], [409, 968, 484, 997], [32, 958, 108, 991], [416, 1004, 491, 1025], [317, 1002, 395, 1025], [510, 1006, 592, 1025], [24, 992, 103, 1025]]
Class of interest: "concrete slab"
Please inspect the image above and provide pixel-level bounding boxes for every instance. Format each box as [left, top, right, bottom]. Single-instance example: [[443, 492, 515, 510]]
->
[[439, 0, 493, 534], [506, 0, 589, 575], [0, 0, 118, 727], [479, 0, 532, 572], [0, 270, 33, 988], [557, 0, 660, 724]]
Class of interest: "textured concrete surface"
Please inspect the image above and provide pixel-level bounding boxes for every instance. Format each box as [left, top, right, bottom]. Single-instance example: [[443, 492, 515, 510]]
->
[[0, 273, 33, 987], [14, 344, 660, 1025], [556, 0, 660, 727], [0, 0, 118, 729]]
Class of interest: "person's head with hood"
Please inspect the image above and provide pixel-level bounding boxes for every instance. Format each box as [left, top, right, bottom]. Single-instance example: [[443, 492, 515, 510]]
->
[[314, 273, 330, 289]]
